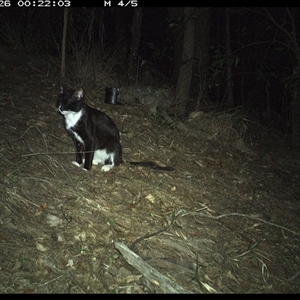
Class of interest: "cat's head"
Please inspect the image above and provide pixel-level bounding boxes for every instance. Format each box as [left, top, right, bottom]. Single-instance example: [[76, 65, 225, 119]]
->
[[57, 87, 84, 115]]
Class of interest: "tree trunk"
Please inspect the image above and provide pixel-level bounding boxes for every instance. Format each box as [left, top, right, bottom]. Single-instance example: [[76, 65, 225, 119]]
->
[[114, 8, 128, 46], [194, 7, 210, 110], [174, 7, 195, 116], [225, 7, 234, 106], [292, 75, 300, 147], [167, 7, 184, 84], [261, 8, 300, 146], [128, 7, 143, 84], [60, 7, 69, 80]]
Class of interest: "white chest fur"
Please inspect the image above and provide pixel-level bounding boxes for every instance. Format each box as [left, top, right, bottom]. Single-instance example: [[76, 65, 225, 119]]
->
[[62, 110, 84, 144], [63, 109, 83, 129]]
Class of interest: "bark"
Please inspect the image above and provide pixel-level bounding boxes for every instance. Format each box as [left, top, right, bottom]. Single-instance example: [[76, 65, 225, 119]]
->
[[292, 76, 300, 147], [167, 7, 184, 83], [225, 7, 234, 106], [60, 8, 68, 80], [174, 7, 195, 116], [128, 7, 143, 84], [194, 7, 210, 109]]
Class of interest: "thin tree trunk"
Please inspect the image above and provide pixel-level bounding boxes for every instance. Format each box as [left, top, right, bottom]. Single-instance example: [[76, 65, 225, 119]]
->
[[60, 8, 68, 80], [194, 7, 210, 110], [128, 7, 143, 84], [225, 7, 234, 106], [261, 7, 300, 146], [167, 7, 184, 84], [175, 7, 195, 116], [292, 77, 300, 147]]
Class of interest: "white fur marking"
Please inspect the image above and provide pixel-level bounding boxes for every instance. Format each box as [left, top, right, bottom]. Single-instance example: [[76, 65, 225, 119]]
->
[[93, 149, 111, 165], [72, 131, 84, 144], [93, 149, 115, 172], [60, 109, 84, 144], [72, 160, 88, 171], [101, 164, 114, 172], [72, 161, 82, 167], [61, 109, 83, 130]]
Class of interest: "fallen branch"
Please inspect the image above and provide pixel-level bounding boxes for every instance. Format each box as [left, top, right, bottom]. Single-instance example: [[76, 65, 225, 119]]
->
[[114, 242, 191, 294]]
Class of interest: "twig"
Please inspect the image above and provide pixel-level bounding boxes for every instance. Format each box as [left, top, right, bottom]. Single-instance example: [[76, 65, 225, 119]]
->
[[7, 189, 40, 208], [130, 226, 170, 252], [39, 274, 64, 286], [130, 210, 178, 252], [196, 212, 299, 236], [21, 150, 95, 157]]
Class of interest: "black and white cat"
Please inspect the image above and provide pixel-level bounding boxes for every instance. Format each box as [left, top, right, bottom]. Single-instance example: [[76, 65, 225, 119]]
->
[[57, 87, 174, 172], [57, 87, 122, 171]]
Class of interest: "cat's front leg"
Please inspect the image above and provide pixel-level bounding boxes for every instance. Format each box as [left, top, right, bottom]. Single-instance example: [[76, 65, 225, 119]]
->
[[82, 143, 94, 171], [83, 153, 93, 171], [72, 140, 83, 167]]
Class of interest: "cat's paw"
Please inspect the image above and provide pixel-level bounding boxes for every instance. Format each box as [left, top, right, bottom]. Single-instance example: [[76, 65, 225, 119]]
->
[[101, 164, 113, 172], [72, 161, 82, 168]]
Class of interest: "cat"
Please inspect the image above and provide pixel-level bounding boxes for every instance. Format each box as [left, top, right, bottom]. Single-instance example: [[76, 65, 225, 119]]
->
[[57, 87, 122, 171], [57, 87, 174, 172]]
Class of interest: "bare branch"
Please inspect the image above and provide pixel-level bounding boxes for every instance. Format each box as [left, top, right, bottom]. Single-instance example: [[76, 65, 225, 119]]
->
[[262, 7, 300, 56]]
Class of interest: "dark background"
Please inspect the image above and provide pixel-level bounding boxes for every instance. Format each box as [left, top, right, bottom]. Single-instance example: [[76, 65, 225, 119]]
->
[[1, 6, 299, 134]]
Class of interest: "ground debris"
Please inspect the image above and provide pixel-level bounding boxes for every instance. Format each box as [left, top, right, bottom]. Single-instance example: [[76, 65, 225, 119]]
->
[[0, 57, 300, 293], [115, 242, 191, 294]]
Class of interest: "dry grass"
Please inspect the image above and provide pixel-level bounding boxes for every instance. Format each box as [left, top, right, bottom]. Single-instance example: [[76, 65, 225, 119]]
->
[[0, 58, 300, 294]]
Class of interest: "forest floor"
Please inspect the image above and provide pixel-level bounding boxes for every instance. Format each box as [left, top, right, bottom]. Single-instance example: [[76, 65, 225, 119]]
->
[[0, 57, 300, 294]]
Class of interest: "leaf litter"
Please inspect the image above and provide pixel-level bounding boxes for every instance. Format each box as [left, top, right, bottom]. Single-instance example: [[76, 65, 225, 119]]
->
[[0, 59, 299, 293]]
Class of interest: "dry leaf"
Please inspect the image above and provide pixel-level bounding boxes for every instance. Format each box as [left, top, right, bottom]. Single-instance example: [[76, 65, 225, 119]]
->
[[145, 193, 155, 203], [36, 242, 48, 252]]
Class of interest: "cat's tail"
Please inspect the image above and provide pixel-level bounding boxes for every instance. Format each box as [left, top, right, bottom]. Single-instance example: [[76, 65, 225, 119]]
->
[[129, 161, 174, 171]]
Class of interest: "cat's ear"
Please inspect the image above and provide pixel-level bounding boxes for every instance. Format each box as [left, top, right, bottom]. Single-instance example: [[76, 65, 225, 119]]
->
[[74, 88, 84, 101]]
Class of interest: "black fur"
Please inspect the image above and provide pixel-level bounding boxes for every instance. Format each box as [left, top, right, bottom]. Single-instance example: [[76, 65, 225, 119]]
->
[[57, 87, 174, 172], [57, 87, 122, 171]]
